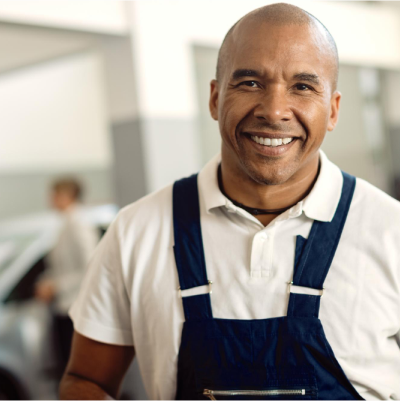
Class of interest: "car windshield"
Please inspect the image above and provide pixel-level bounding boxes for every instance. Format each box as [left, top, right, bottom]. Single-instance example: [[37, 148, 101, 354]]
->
[[0, 234, 39, 275]]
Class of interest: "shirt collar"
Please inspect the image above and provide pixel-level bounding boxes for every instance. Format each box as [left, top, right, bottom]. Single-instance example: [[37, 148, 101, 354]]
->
[[198, 153, 226, 213], [198, 150, 343, 222], [301, 150, 343, 222]]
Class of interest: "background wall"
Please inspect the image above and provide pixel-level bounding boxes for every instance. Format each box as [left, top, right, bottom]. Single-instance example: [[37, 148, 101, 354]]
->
[[0, 51, 113, 218], [0, 2, 140, 219], [0, 0, 129, 34], [0, 52, 110, 171]]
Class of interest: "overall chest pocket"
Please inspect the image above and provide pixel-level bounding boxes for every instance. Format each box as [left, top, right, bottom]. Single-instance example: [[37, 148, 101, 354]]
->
[[196, 367, 318, 400]]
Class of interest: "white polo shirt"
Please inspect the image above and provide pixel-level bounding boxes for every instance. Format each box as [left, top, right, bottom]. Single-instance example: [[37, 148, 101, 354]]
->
[[70, 151, 400, 400]]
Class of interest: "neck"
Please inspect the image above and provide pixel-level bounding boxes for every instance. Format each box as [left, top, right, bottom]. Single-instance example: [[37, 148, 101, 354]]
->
[[220, 155, 320, 226]]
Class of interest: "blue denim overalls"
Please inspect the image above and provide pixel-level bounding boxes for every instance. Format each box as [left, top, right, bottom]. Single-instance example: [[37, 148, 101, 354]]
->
[[172, 171, 363, 400]]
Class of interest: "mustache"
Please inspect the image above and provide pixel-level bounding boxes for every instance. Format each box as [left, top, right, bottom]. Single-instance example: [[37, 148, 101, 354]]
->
[[242, 123, 293, 133]]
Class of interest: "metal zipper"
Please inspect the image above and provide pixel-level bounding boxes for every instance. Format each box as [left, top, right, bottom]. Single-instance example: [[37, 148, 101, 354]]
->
[[203, 388, 306, 400]]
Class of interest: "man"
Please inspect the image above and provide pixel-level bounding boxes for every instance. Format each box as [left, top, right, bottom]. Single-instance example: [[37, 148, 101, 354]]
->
[[35, 178, 98, 374], [60, 3, 400, 400]]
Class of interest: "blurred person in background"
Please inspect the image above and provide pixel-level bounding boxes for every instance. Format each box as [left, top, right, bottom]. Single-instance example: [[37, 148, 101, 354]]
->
[[35, 178, 99, 376]]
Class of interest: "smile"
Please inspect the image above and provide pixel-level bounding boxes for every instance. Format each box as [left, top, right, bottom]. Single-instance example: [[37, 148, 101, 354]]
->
[[250, 136, 294, 147]]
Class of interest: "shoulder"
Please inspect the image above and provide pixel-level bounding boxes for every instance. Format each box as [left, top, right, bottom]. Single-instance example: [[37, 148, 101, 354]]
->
[[353, 177, 400, 214], [349, 176, 400, 232], [112, 183, 174, 242]]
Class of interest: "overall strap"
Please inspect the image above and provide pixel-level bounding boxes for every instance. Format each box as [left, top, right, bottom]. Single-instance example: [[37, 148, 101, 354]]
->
[[173, 174, 213, 320], [287, 172, 356, 318]]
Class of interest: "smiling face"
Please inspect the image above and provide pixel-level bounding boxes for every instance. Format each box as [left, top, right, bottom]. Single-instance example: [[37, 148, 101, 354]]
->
[[210, 20, 341, 186]]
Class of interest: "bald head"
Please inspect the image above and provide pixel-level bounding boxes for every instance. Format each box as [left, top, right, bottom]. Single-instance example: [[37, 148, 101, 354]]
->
[[216, 3, 339, 90]]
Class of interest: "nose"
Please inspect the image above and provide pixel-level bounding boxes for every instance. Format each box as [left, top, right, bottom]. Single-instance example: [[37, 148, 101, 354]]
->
[[253, 86, 292, 124]]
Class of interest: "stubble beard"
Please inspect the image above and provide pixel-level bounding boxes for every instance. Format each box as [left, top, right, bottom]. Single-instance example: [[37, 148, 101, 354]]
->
[[233, 121, 303, 186], [238, 144, 302, 186]]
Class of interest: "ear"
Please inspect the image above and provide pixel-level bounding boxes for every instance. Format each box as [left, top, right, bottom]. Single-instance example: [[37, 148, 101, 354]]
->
[[209, 79, 219, 121], [327, 91, 341, 131]]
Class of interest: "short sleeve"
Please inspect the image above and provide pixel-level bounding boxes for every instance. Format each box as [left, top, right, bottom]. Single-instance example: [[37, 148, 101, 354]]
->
[[69, 215, 133, 346]]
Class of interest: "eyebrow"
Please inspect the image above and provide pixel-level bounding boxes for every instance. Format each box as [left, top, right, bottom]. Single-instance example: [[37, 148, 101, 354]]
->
[[231, 69, 322, 86], [231, 69, 263, 80], [293, 73, 320, 85]]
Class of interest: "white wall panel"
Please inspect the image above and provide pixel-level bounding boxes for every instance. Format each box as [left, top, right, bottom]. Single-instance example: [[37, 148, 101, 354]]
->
[[0, 1, 128, 35], [0, 52, 112, 171]]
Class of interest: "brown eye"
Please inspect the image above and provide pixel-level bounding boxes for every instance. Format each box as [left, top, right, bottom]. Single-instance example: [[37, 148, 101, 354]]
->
[[295, 83, 311, 91], [240, 81, 259, 88]]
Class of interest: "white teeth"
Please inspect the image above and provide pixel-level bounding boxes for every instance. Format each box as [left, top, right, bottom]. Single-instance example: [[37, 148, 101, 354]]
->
[[250, 136, 293, 147]]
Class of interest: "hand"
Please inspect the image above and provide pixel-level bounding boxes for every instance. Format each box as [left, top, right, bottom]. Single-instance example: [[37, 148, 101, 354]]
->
[[35, 280, 56, 303]]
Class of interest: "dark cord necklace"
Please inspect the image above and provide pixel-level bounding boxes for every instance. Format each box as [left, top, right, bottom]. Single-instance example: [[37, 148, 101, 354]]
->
[[217, 164, 298, 216]]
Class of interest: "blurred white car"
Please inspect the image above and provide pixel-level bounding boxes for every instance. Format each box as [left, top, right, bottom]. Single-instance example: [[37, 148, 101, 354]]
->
[[0, 205, 148, 400]]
